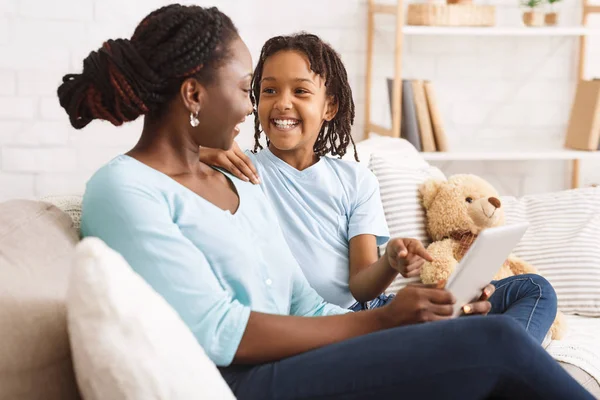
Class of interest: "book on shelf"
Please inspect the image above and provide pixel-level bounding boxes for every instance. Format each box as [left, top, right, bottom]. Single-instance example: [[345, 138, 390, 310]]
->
[[412, 80, 437, 152], [387, 78, 422, 151], [387, 78, 449, 152], [423, 81, 449, 152], [565, 79, 600, 151]]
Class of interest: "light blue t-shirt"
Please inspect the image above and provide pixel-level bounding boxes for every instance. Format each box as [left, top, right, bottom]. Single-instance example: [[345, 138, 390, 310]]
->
[[81, 155, 349, 367], [247, 149, 390, 308]]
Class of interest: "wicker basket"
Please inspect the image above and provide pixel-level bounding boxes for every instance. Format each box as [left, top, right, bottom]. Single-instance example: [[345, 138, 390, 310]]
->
[[407, 4, 496, 27]]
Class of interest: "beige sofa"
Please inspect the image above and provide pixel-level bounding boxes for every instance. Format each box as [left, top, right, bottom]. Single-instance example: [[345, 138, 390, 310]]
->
[[0, 192, 598, 398]]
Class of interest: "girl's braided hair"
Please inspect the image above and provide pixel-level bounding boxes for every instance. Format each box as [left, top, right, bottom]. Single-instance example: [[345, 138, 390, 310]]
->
[[250, 33, 358, 161]]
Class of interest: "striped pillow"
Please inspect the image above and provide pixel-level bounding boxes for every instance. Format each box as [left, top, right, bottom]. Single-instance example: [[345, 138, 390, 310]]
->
[[350, 136, 429, 168], [369, 155, 446, 294], [503, 187, 600, 316]]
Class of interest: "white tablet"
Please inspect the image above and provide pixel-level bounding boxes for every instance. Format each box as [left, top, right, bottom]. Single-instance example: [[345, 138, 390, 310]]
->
[[445, 222, 530, 317]]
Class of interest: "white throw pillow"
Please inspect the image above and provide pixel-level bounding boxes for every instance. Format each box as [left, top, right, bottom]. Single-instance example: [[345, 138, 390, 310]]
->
[[503, 187, 600, 317], [369, 154, 446, 293], [67, 237, 236, 400]]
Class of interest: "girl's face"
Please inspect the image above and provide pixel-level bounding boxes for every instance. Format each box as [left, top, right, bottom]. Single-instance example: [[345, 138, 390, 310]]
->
[[258, 50, 337, 155]]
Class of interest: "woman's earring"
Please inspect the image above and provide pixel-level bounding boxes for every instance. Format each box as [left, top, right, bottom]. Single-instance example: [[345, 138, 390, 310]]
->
[[190, 111, 200, 127]]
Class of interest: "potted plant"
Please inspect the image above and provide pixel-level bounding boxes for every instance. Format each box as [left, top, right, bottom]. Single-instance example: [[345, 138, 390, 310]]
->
[[521, 0, 544, 27], [545, 0, 561, 26]]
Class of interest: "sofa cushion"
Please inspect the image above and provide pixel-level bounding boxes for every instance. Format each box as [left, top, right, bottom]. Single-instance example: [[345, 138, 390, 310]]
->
[[41, 195, 83, 236], [503, 187, 600, 316], [67, 237, 235, 400], [0, 200, 80, 400], [369, 155, 446, 294], [550, 315, 600, 396], [348, 135, 429, 168], [561, 362, 600, 398]]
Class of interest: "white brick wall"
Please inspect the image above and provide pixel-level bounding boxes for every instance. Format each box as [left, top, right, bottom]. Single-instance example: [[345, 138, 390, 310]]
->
[[17, 0, 93, 20], [1, 0, 599, 202], [0, 71, 16, 95]]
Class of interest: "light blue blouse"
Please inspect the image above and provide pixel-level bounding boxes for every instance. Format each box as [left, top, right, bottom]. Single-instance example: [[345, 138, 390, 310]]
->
[[81, 155, 349, 367]]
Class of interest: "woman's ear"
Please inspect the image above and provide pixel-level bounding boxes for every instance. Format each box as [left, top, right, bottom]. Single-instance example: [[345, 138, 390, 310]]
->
[[324, 96, 339, 122], [180, 78, 205, 113]]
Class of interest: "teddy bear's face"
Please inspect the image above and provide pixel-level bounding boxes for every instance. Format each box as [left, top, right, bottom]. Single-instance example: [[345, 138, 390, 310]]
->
[[420, 174, 505, 241]]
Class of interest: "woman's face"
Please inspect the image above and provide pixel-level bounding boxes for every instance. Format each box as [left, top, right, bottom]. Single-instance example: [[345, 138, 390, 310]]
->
[[195, 37, 253, 150]]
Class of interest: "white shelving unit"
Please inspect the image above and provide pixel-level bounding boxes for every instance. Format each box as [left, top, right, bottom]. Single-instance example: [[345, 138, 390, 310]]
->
[[421, 149, 600, 162], [403, 26, 600, 36], [364, 0, 600, 189]]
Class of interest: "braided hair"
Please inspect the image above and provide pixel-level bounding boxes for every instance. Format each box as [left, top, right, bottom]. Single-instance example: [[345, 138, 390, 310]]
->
[[250, 33, 358, 161], [57, 5, 238, 129]]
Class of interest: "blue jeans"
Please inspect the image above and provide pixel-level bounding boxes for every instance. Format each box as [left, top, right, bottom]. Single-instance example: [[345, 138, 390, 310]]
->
[[219, 315, 593, 399], [489, 274, 557, 344], [352, 274, 557, 345]]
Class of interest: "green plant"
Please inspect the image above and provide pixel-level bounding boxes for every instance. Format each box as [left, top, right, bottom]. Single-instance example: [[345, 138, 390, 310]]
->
[[547, 0, 561, 10], [521, 0, 542, 8]]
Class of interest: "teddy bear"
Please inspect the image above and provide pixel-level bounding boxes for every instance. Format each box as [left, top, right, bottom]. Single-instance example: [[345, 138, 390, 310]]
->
[[418, 174, 566, 340]]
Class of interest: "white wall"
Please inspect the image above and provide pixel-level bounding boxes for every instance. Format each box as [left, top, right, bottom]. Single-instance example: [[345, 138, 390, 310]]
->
[[1, 0, 599, 201]]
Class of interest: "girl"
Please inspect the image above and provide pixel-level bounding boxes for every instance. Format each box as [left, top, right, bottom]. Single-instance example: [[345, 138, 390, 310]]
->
[[201, 33, 429, 311], [200, 33, 559, 345], [59, 5, 592, 399]]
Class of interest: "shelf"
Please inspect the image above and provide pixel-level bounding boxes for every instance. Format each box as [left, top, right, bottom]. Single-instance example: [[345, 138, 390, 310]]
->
[[420, 148, 600, 161], [365, 0, 600, 188], [402, 26, 600, 37]]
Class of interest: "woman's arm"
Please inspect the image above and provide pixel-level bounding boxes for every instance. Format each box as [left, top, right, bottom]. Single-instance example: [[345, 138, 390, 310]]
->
[[235, 309, 388, 363], [236, 272, 497, 364], [235, 281, 461, 364]]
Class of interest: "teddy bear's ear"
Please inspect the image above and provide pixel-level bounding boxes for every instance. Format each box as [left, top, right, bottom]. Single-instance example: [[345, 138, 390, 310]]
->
[[419, 179, 445, 209]]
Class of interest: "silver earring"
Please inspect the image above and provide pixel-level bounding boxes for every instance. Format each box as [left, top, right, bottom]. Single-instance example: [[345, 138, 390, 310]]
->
[[190, 111, 199, 127]]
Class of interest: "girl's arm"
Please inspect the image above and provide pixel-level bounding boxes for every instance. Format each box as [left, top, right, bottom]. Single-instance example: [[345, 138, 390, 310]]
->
[[348, 235, 397, 303], [349, 236, 433, 303], [346, 168, 432, 303], [199, 141, 260, 184]]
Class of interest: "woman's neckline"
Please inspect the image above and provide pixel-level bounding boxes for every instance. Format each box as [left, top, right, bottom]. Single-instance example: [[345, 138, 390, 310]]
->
[[120, 154, 243, 217]]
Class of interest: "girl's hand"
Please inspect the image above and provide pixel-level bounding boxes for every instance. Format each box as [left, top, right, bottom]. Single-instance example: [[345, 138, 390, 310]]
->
[[461, 284, 495, 316], [199, 142, 260, 184], [385, 238, 433, 278]]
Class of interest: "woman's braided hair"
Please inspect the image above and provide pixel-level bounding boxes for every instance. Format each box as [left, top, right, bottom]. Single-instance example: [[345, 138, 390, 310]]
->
[[250, 33, 358, 161], [57, 4, 238, 129]]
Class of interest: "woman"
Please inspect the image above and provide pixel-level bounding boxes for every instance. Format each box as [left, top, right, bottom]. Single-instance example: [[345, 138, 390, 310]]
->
[[58, 4, 593, 399]]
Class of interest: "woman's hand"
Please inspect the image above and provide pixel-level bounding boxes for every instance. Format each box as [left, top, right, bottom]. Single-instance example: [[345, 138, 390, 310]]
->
[[199, 142, 260, 184], [461, 284, 495, 316], [384, 282, 456, 326], [385, 238, 433, 278]]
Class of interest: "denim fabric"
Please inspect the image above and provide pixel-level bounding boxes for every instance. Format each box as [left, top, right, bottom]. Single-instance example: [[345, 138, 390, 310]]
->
[[219, 315, 593, 400], [489, 274, 558, 344]]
